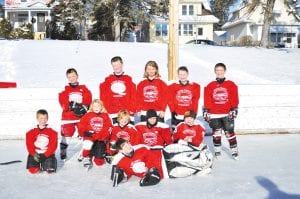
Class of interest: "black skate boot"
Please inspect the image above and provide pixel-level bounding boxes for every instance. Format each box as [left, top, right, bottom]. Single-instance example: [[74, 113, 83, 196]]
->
[[60, 143, 68, 160]]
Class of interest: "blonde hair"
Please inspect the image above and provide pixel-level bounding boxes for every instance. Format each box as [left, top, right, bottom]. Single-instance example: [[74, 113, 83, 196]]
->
[[143, 61, 161, 78], [117, 110, 131, 123], [89, 99, 107, 113]]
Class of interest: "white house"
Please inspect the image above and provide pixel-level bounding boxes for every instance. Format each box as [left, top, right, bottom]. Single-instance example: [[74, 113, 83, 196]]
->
[[222, 0, 300, 48], [3, 0, 52, 39], [150, 0, 219, 44]]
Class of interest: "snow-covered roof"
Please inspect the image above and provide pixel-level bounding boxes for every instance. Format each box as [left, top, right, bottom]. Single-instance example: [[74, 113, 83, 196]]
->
[[200, 0, 211, 12], [180, 15, 219, 23]]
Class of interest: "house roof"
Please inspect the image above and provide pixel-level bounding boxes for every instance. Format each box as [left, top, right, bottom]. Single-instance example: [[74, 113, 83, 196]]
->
[[4, 0, 51, 9]]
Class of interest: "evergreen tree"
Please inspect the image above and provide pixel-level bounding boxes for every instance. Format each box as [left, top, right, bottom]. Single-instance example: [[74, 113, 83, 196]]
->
[[0, 18, 13, 38]]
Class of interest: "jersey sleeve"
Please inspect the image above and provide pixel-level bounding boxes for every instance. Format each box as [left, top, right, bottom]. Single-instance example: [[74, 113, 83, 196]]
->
[[44, 129, 58, 157]]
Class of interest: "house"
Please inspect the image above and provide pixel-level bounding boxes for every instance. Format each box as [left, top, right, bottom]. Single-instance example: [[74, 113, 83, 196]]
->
[[222, 0, 300, 48], [3, 0, 52, 39], [149, 0, 219, 44]]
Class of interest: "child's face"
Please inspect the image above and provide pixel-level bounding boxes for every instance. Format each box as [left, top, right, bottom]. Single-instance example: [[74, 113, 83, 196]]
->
[[67, 72, 78, 84], [178, 70, 188, 82], [147, 117, 157, 125], [184, 116, 195, 126], [146, 65, 157, 78], [111, 60, 123, 74], [215, 66, 226, 78], [121, 142, 133, 154], [92, 102, 102, 113], [37, 114, 48, 127], [119, 117, 129, 127]]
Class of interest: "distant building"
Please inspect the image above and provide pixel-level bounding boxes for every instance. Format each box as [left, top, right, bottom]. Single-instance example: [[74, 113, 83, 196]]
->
[[149, 0, 219, 44], [3, 0, 52, 39], [222, 0, 300, 48]]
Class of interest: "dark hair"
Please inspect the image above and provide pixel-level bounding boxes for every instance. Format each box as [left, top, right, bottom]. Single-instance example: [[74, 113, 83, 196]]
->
[[36, 109, 48, 118], [66, 68, 78, 76], [111, 56, 123, 64], [115, 138, 128, 151], [178, 66, 189, 73], [214, 63, 226, 71]]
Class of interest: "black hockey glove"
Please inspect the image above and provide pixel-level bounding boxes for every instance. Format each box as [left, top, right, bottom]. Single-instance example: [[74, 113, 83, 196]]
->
[[84, 131, 93, 137], [33, 153, 46, 162], [111, 165, 125, 187], [140, 168, 161, 187], [228, 107, 238, 120], [69, 102, 89, 117], [202, 108, 210, 122]]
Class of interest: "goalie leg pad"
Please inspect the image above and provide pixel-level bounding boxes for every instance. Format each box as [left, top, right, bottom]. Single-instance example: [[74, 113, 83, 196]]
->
[[26, 155, 40, 169], [41, 155, 57, 173], [140, 168, 161, 186], [91, 141, 106, 159], [111, 165, 125, 186]]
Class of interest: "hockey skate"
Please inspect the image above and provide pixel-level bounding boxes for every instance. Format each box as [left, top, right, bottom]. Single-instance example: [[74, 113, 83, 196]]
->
[[214, 146, 221, 158], [77, 153, 83, 162], [83, 157, 92, 171], [231, 147, 239, 160], [60, 143, 68, 161]]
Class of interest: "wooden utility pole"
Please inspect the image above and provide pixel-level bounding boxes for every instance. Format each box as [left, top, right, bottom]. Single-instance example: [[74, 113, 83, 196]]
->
[[168, 0, 179, 80]]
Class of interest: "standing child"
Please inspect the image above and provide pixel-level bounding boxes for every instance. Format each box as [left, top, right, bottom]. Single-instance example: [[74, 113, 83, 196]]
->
[[107, 110, 139, 157], [58, 68, 92, 160], [100, 56, 136, 123], [168, 66, 200, 130], [203, 63, 239, 159], [136, 61, 168, 122], [78, 99, 112, 168], [26, 109, 58, 174]]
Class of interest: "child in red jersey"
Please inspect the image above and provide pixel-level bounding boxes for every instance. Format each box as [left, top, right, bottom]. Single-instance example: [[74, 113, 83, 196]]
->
[[136, 61, 168, 122], [100, 56, 136, 124], [58, 68, 92, 160], [107, 110, 139, 157], [203, 63, 239, 159], [111, 138, 168, 187], [26, 109, 58, 174], [173, 110, 205, 147], [78, 99, 112, 168]]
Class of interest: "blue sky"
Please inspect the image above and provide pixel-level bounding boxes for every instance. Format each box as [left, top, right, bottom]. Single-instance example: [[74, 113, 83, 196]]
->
[[0, 0, 4, 6]]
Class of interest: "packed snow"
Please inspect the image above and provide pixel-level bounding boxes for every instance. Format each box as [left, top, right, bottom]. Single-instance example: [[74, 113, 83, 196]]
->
[[0, 40, 300, 198]]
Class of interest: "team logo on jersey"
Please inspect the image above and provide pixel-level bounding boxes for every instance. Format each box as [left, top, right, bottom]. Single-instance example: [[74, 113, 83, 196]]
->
[[34, 134, 49, 153], [69, 92, 83, 103], [116, 131, 130, 139], [213, 87, 228, 104], [182, 129, 196, 137], [176, 89, 192, 106], [143, 131, 158, 146], [90, 117, 104, 131], [131, 160, 147, 173], [111, 80, 126, 96], [143, 85, 158, 102]]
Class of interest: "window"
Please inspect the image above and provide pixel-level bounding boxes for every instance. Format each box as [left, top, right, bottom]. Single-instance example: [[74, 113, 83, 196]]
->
[[182, 5, 194, 16], [178, 24, 181, 36], [183, 24, 193, 36], [156, 23, 168, 36], [182, 5, 187, 15], [18, 14, 28, 23], [198, 28, 203, 36]]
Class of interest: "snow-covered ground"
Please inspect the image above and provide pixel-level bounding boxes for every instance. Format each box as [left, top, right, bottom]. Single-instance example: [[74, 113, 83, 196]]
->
[[1, 134, 300, 199], [0, 40, 300, 137]]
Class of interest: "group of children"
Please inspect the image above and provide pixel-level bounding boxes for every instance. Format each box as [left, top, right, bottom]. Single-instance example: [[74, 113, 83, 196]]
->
[[25, 56, 239, 187]]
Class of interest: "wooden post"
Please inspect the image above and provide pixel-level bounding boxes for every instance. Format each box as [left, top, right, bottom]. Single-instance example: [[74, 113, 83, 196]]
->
[[168, 0, 179, 81]]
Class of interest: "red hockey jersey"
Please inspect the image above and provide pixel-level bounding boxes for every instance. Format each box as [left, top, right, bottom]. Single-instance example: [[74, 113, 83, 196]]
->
[[77, 112, 112, 141], [26, 126, 58, 158], [135, 122, 172, 147], [173, 122, 205, 147], [204, 80, 239, 114], [99, 74, 136, 116], [112, 145, 167, 179], [108, 124, 139, 155], [58, 84, 92, 120], [168, 81, 200, 116], [136, 78, 168, 112]]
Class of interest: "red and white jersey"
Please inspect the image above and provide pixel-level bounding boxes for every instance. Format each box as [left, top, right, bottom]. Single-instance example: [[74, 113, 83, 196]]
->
[[135, 122, 172, 147], [168, 81, 200, 118], [100, 73, 136, 116], [78, 112, 112, 141], [58, 84, 92, 121], [136, 78, 168, 113], [112, 145, 168, 179], [26, 126, 58, 157], [204, 80, 239, 116], [173, 122, 205, 147], [108, 124, 139, 155]]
